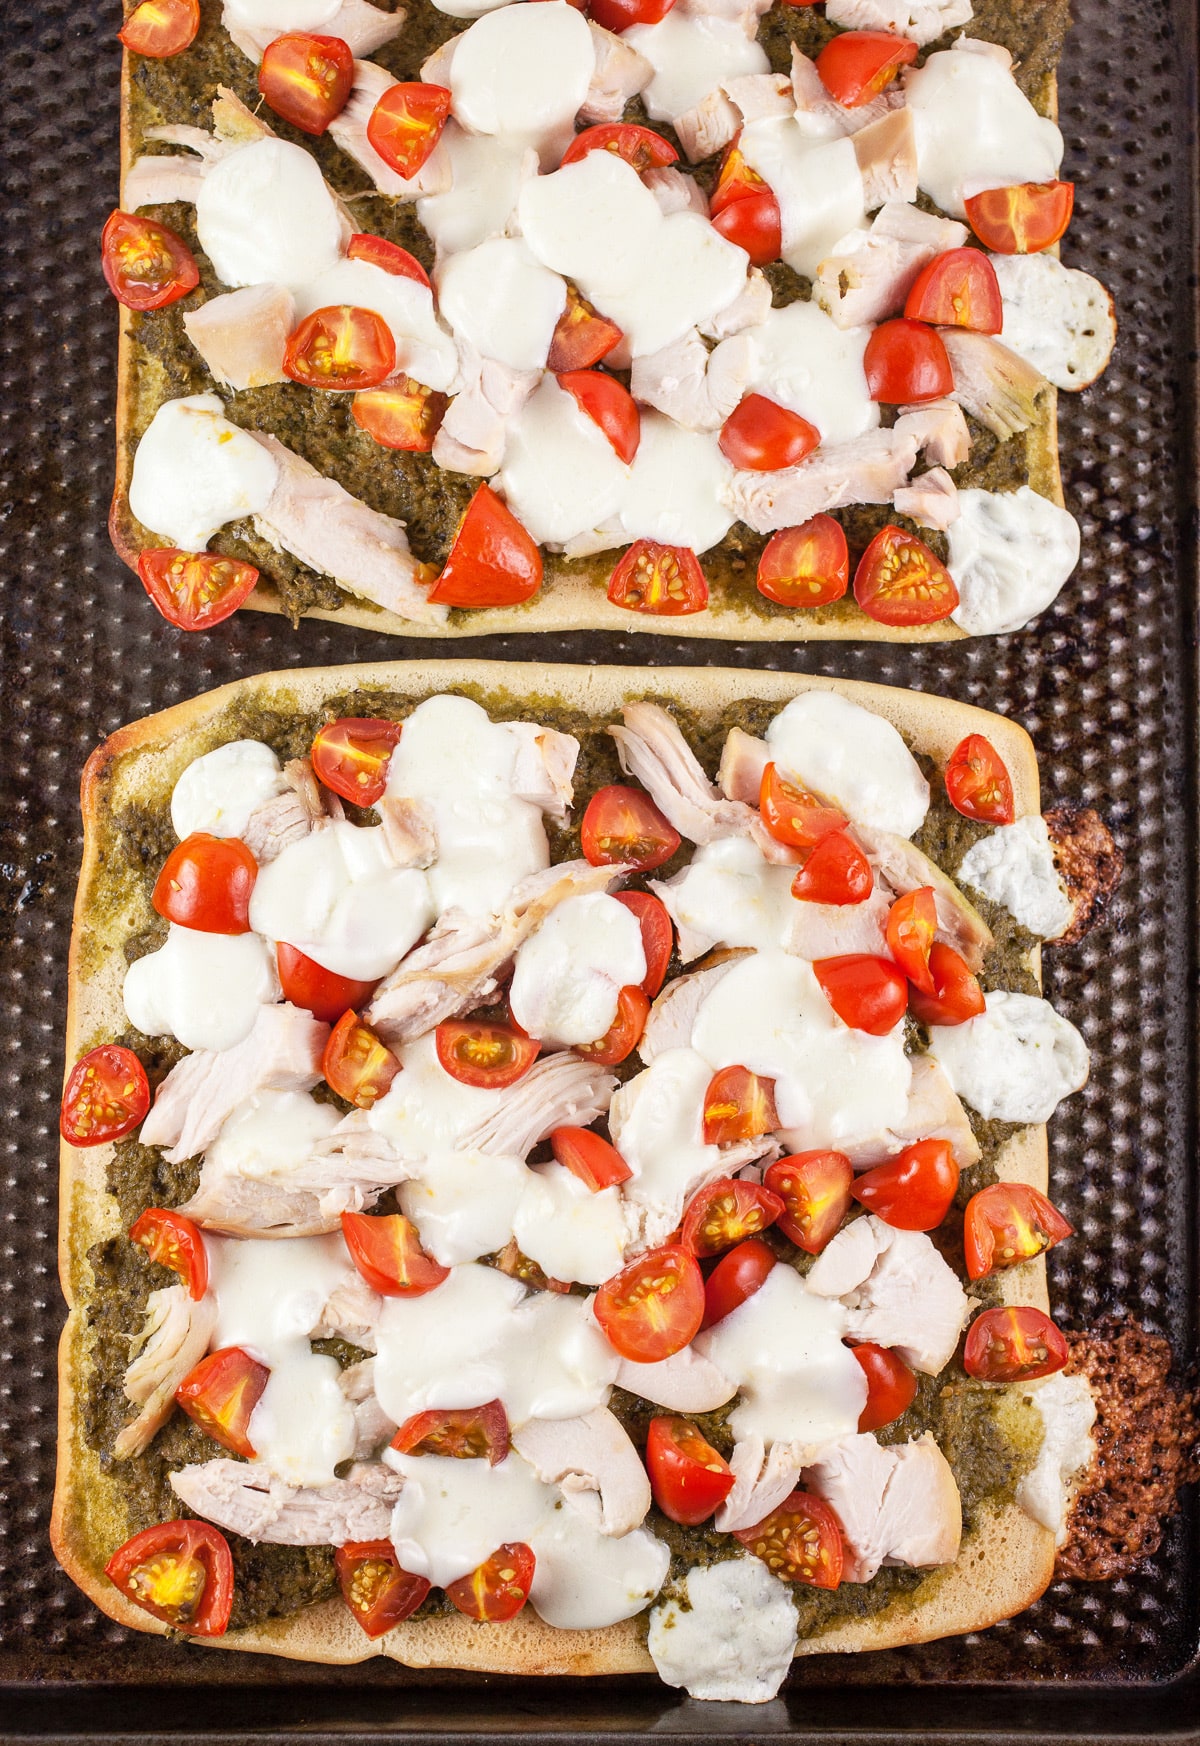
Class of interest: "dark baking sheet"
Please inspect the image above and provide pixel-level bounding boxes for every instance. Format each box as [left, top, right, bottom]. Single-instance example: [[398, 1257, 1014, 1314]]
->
[[0, 0, 1197, 1737]]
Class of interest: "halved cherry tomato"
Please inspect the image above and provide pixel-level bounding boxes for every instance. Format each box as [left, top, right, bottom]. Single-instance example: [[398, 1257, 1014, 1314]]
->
[[323, 1010, 400, 1109], [353, 379, 448, 451], [710, 138, 766, 217], [852, 1342, 918, 1431], [175, 1346, 269, 1458], [904, 247, 1003, 333], [561, 123, 678, 173], [347, 233, 431, 287], [702, 1065, 779, 1146], [588, 0, 675, 31], [757, 515, 849, 609], [963, 1305, 1069, 1383], [558, 369, 640, 463], [607, 540, 708, 615], [733, 1489, 843, 1587], [700, 1237, 775, 1330], [105, 1520, 232, 1635], [310, 715, 402, 807], [101, 210, 198, 311], [574, 985, 650, 1066], [277, 944, 379, 1024], [152, 833, 256, 934], [547, 284, 623, 372], [593, 1243, 705, 1361], [342, 1210, 449, 1296], [815, 30, 917, 107], [258, 32, 354, 135], [963, 1183, 1074, 1281], [436, 1020, 538, 1089], [813, 954, 908, 1035], [283, 305, 395, 391], [646, 1415, 734, 1525], [60, 1045, 150, 1148], [853, 525, 959, 626], [711, 191, 781, 266], [764, 1151, 853, 1254], [944, 733, 1015, 825], [790, 830, 873, 905], [719, 394, 820, 472], [335, 1540, 430, 1638], [906, 941, 985, 1027], [964, 181, 1074, 255], [759, 761, 847, 851], [614, 890, 674, 996], [366, 82, 452, 180], [864, 318, 954, 404], [885, 887, 937, 996], [119, 0, 199, 57], [852, 1138, 959, 1231], [137, 548, 259, 631], [390, 1400, 509, 1465], [445, 1543, 535, 1622], [581, 784, 681, 871], [681, 1177, 783, 1258], [129, 1207, 208, 1300], [429, 483, 542, 608], [550, 1126, 633, 1191]]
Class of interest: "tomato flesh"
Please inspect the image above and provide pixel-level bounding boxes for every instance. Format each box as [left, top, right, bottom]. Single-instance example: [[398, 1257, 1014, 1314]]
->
[[852, 1342, 918, 1431], [258, 33, 354, 135], [759, 761, 847, 850], [557, 368, 641, 464], [152, 833, 256, 934], [710, 139, 767, 216], [335, 1540, 430, 1638], [907, 941, 985, 1027], [701, 1065, 779, 1146], [614, 890, 674, 996], [963, 1183, 1074, 1281], [390, 1399, 510, 1465], [813, 954, 909, 1035], [106, 1520, 232, 1636], [851, 1138, 959, 1231], [101, 210, 198, 311], [711, 190, 781, 266], [864, 318, 954, 404], [581, 784, 681, 871], [429, 483, 542, 608], [719, 394, 820, 472], [757, 515, 849, 608], [435, 1020, 539, 1089], [366, 82, 452, 180], [885, 887, 937, 996], [353, 379, 448, 451], [311, 716, 402, 806], [853, 524, 959, 626], [284, 305, 396, 391], [944, 733, 1015, 825], [342, 1211, 449, 1296], [963, 1306, 1069, 1383], [764, 1151, 854, 1254], [175, 1346, 269, 1458], [323, 1010, 400, 1110], [137, 548, 259, 631], [593, 1243, 705, 1362], [574, 984, 650, 1066], [587, 0, 675, 31], [790, 829, 873, 905], [561, 123, 678, 173], [964, 181, 1074, 255], [646, 1415, 734, 1526], [904, 247, 1003, 333], [129, 1207, 209, 1300], [733, 1489, 844, 1588], [550, 1125, 633, 1191], [607, 540, 708, 615], [547, 284, 623, 372], [681, 1177, 783, 1258], [700, 1236, 776, 1330], [61, 1045, 150, 1147], [445, 1543, 535, 1622], [815, 30, 918, 106], [277, 944, 379, 1024], [119, 0, 200, 57], [347, 233, 431, 287]]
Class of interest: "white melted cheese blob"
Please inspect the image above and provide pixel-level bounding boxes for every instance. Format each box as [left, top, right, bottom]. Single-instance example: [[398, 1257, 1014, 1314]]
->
[[499, 375, 630, 547], [738, 120, 866, 279], [714, 300, 879, 446], [293, 259, 458, 392], [695, 1262, 866, 1445], [609, 1048, 723, 1244], [205, 1088, 341, 1186], [512, 1163, 628, 1287], [904, 48, 1063, 219], [947, 486, 1081, 637], [509, 892, 646, 1047], [128, 393, 279, 550], [196, 137, 345, 288], [648, 1557, 799, 1704], [369, 1031, 505, 1158], [624, 12, 768, 120], [449, 2, 595, 166], [248, 820, 435, 981], [1016, 1371, 1097, 1542], [417, 125, 532, 259], [656, 837, 796, 959], [400, 1149, 529, 1266], [436, 238, 566, 372], [928, 990, 1089, 1125], [205, 1231, 358, 1486], [617, 411, 734, 553], [957, 815, 1073, 940], [527, 1492, 670, 1630], [765, 691, 930, 838], [690, 949, 913, 1156], [171, 740, 285, 840], [123, 924, 279, 1052]]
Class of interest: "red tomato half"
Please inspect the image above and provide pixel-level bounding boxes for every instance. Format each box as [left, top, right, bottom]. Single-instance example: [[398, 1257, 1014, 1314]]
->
[[885, 887, 937, 996], [129, 1208, 209, 1300], [258, 33, 354, 135], [558, 369, 641, 463], [353, 378, 447, 451], [733, 1489, 844, 1588], [963, 1306, 1069, 1383], [101, 210, 198, 311], [60, 1045, 150, 1148], [790, 830, 873, 905], [284, 305, 395, 391], [445, 1543, 535, 1622], [864, 319, 954, 404], [681, 1177, 783, 1258], [906, 941, 985, 1027], [106, 1520, 232, 1636], [607, 540, 709, 615], [366, 82, 452, 180], [764, 1151, 853, 1254], [702, 1065, 779, 1146], [853, 525, 959, 626], [904, 247, 1003, 333], [581, 784, 681, 871], [547, 285, 623, 372], [561, 123, 678, 173], [277, 944, 379, 1024], [152, 833, 256, 934], [574, 984, 650, 1065], [719, 394, 820, 472], [964, 181, 1074, 255], [550, 1126, 633, 1191], [436, 1020, 539, 1089], [815, 30, 917, 106], [323, 1011, 400, 1110], [335, 1540, 430, 1638], [944, 734, 1015, 824], [711, 191, 781, 266], [347, 233, 431, 287], [757, 515, 849, 608], [119, 0, 199, 57], [813, 954, 908, 1035], [429, 484, 542, 608], [594, 1244, 705, 1361], [391, 1399, 510, 1465], [342, 1211, 449, 1296], [963, 1183, 1074, 1281], [175, 1346, 269, 1458], [311, 716, 402, 806], [759, 762, 847, 850], [700, 1236, 776, 1330], [137, 549, 259, 631], [710, 139, 766, 216], [614, 890, 674, 996], [851, 1138, 959, 1231], [852, 1342, 918, 1431], [587, 0, 675, 31], [646, 1416, 734, 1526]]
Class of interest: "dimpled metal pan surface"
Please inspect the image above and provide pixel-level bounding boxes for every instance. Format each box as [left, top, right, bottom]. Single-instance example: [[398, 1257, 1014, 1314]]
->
[[0, 0, 1197, 1739]]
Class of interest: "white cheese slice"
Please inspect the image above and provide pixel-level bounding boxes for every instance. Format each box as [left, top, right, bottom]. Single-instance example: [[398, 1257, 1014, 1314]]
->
[[205, 1088, 342, 1185], [293, 259, 458, 392], [512, 1163, 628, 1287], [196, 137, 345, 289], [928, 989, 1089, 1123], [624, 13, 768, 121], [123, 924, 279, 1052], [417, 125, 533, 260], [386, 1447, 549, 1587], [947, 486, 1081, 637], [648, 1557, 799, 1704], [368, 1032, 506, 1160], [596, 211, 749, 358], [449, 2, 595, 166], [765, 691, 930, 838], [739, 120, 866, 280], [714, 299, 880, 446], [904, 48, 1063, 219], [128, 393, 280, 550], [509, 892, 646, 1047], [1016, 1371, 1097, 1543], [655, 837, 797, 959], [528, 1499, 669, 1630], [608, 1048, 723, 1248], [957, 815, 1073, 940], [171, 740, 286, 840], [399, 1149, 529, 1266], [435, 238, 566, 371], [617, 411, 734, 553], [991, 253, 1117, 391], [498, 375, 630, 548]]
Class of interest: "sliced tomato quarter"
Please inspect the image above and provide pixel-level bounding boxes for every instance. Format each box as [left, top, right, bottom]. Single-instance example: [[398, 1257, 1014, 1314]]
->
[[435, 1020, 538, 1089], [346, 233, 431, 287], [853, 525, 959, 627], [964, 181, 1074, 254], [790, 830, 873, 905], [719, 394, 820, 472], [863, 319, 954, 404], [561, 122, 678, 173], [614, 890, 674, 996], [759, 761, 847, 851], [118, 0, 200, 57], [105, 1520, 232, 1636], [646, 1416, 734, 1526], [710, 138, 767, 216], [702, 1064, 779, 1146], [429, 483, 542, 608], [129, 1207, 209, 1300], [963, 1306, 1069, 1383], [852, 1342, 918, 1432], [258, 32, 354, 135], [335, 1540, 430, 1638], [366, 82, 452, 180], [587, 0, 675, 30], [151, 833, 256, 934], [445, 1543, 535, 1622], [906, 941, 986, 1027], [547, 285, 623, 372], [284, 305, 395, 391], [700, 1236, 776, 1330], [764, 1151, 854, 1255], [137, 548, 259, 631], [323, 1011, 401, 1109], [607, 540, 709, 615], [815, 30, 917, 106], [757, 515, 850, 608], [681, 1177, 783, 1258], [851, 1138, 959, 1231], [311, 716, 402, 807], [574, 985, 649, 1066], [175, 1346, 269, 1458], [593, 1243, 705, 1362], [885, 887, 938, 996], [711, 190, 781, 265], [581, 784, 681, 871], [550, 1125, 633, 1191], [557, 369, 641, 463], [61, 1045, 150, 1148], [342, 1211, 449, 1297], [733, 1488, 844, 1587], [813, 954, 909, 1035], [944, 733, 1015, 824], [390, 1400, 509, 1465], [353, 379, 448, 451], [963, 1183, 1074, 1281], [276, 944, 379, 1024], [101, 210, 199, 311], [904, 246, 1003, 332]]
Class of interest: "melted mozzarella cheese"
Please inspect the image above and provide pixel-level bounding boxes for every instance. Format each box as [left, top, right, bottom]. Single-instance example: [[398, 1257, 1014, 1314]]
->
[[196, 137, 345, 288], [435, 238, 566, 372], [528, 1500, 669, 1630], [765, 691, 930, 837], [648, 1557, 799, 1703], [1016, 1372, 1096, 1542], [947, 486, 1081, 637], [512, 1163, 628, 1287], [624, 13, 768, 120], [695, 1262, 866, 1445], [171, 739, 285, 840], [657, 837, 796, 958], [417, 126, 532, 259], [904, 48, 1063, 219], [386, 1448, 549, 1587], [617, 412, 734, 553], [128, 394, 280, 550], [369, 1032, 506, 1159], [509, 892, 646, 1046], [600, 212, 749, 360], [449, 2, 595, 166], [123, 924, 279, 1052], [957, 815, 1073, 940], [292, 260, 458, 392], [738, 121, 865, 279], [928, 990, 1089, 1124], [502, 1291, 620, 1421], [609, 1048, 722, 1243], [498, 374, 629, 547], [205, 1088, 341, 1183], [717, 301, 880, 445], [248, 821, 434, 981], [399, 1149, 529, 1265]]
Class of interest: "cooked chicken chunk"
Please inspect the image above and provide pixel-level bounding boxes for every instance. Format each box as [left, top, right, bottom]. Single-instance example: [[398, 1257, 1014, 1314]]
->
[[725, 427, 922, 535], [609, 703, 757, 845], [941, 328, 1047, 442], [714, 1435, 810, 1533], [457, 1053, 617, 1158], [806, 1215, 970, 1374], [170, 1458, 402, 1544], [581, 22, 653, 123], [805, 1431, 962, 1580], [614, 1346, 737, 1413], [241, 757, 341, 866], [512, 1407, 652, 1536], [893, 465, 960, 531], [852, 823, 994, 970], [114, 1286, 218, 1461], [182, 285, 295, 391]]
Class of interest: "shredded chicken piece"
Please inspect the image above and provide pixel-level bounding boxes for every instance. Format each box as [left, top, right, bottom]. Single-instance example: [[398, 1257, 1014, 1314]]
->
[[316, 1276, 384, 1353], [114, 1286, 218, 1461], [242, 757, 341, 865], [825, 0, 974, 46], [609, 703, 757, 845], [806, 1431, 962, 1580], [581, 22, 652, 123], [613, 1346, 737, 1413], [725, 427, 922, 535], [378, 795, 438, 869], [941, 327, 1047, 441], [853, 107, 918, 209], [457, 1053, 616, 1158], [433, 346, 539, 477], [170, 1459, 402, 1545], [814, 202, 969, 330], [639, 954, 749, 1060], [714, 1435, 811, 1533], [512, 1408, 652, 1535], [806, 1214, 969, 1374], [791, 45, 904, 136], [223, 0, 406, 63], [699, 269, 772, 340], [339, 1358, 396, 1458], [894, 398, 971, 468], [674, 87, 741, 164], [125, 152, 208, 210], [630, 328, 752, 433], [851, 822, 994, 970], [893, 464, 960, 530], [644, 166, 709, 219], [503, 722, 580, 824], [182, 286, 295, 392]]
